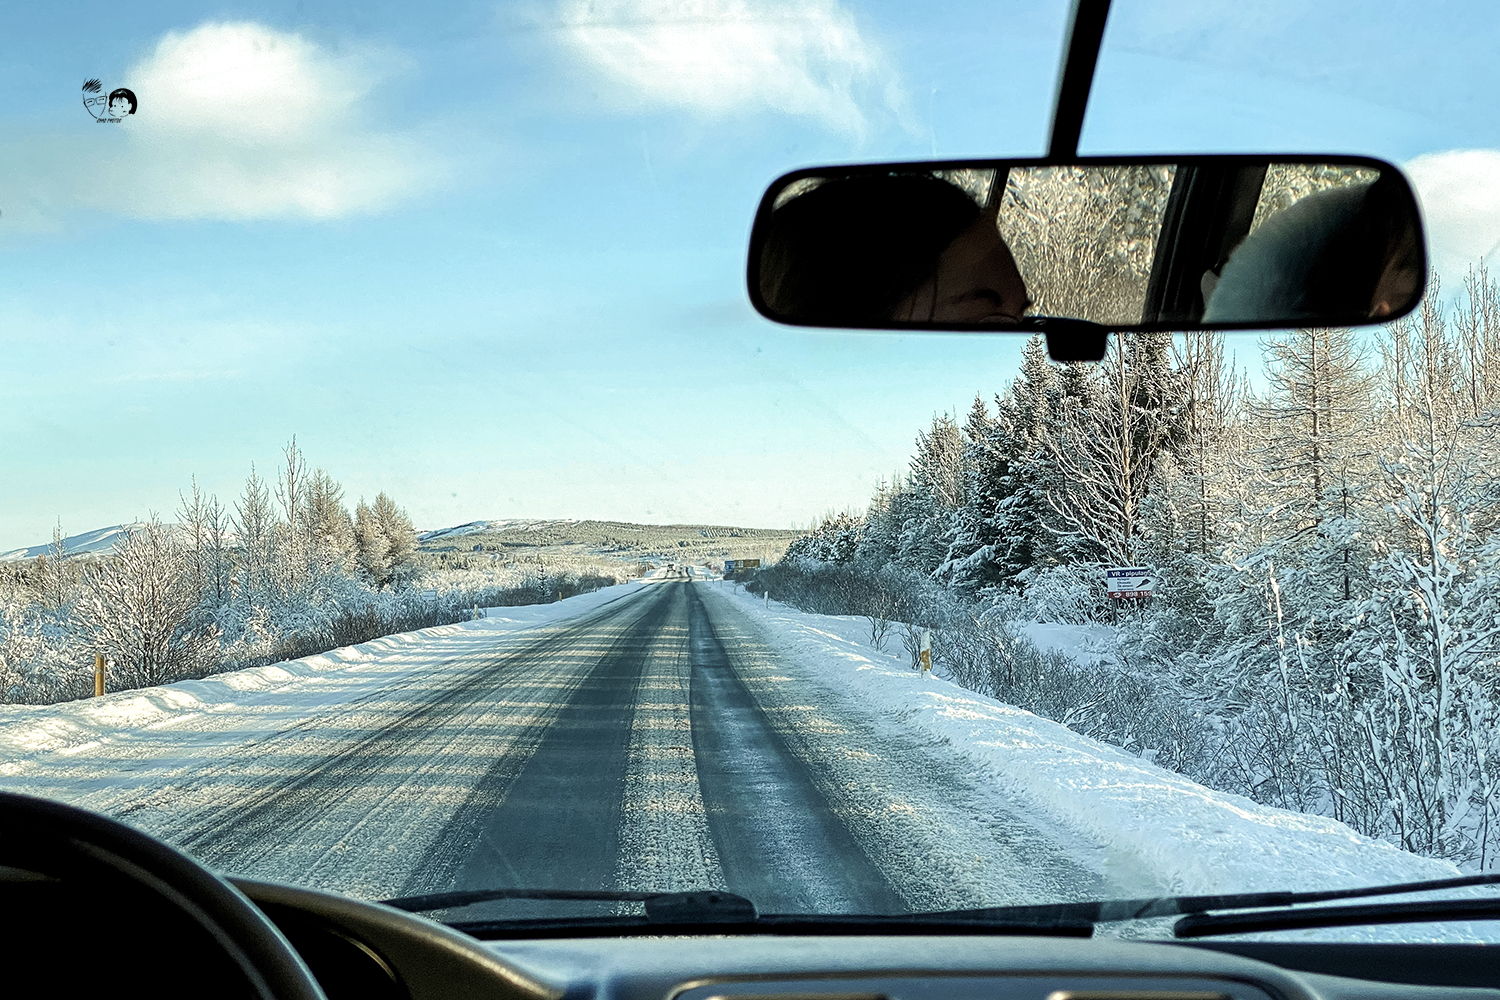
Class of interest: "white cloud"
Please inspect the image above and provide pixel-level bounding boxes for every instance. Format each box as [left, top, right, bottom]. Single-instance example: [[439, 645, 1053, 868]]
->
[[3, 22, 440, 225], [1405, 149, 1500, 278], [557, 0, 914, 140]]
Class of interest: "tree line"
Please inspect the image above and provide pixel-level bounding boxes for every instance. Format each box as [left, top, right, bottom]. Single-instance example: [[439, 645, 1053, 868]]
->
[[765, 264, 1500, 868], [1, 438, 632, 704]]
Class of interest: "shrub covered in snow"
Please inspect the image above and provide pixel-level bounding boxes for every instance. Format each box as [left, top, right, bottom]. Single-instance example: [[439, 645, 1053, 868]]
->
[[0, 441, 638, 706], [750, 265, 1500, 870]]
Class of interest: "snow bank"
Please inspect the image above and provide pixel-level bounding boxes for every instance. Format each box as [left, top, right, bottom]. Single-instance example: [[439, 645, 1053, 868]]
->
[[707, 583, 1500, 940], [0, 582, 645, 768]]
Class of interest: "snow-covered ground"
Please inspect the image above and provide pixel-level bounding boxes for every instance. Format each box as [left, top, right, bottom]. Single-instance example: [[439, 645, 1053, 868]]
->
[[0, 584, 645, 776], [4, 577, 1498, 940], [708, 582, 1500, 942]]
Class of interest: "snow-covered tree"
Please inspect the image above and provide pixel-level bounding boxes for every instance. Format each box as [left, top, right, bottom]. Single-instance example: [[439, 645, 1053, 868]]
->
[[302, 468, 356, 570], [1255, 325, 1375, 583], [1455, 263, 1500, 419], [1170, 331, 1244, 558], [178, 478, 234, 611], [32, 521, 72, 613], [784, 511, 863, 565], [234, 464, 278, 599], [356, 493, 418, 588], [1044, 332, 1178, 565], [76, 517, 218, 689]]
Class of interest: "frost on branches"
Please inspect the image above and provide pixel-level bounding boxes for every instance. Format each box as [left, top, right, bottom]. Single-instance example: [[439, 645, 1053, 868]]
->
[[0, 439, 636, 707], [760, 265, 1500, 869]]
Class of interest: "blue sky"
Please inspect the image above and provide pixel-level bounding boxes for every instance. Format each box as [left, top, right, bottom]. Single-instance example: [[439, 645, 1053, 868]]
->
[[2, 0, 1498, 549]]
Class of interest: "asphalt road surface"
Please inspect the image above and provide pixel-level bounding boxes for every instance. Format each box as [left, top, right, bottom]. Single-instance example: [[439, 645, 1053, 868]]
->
[[66, 582, 1114, 914]]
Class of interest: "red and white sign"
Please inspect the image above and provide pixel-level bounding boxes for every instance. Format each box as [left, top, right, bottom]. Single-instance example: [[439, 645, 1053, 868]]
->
[[1105, 566, 1155, 599]]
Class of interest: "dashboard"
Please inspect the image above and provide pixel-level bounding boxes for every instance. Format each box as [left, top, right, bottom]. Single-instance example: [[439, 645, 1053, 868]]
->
[[229, 880, 1500, 1000]]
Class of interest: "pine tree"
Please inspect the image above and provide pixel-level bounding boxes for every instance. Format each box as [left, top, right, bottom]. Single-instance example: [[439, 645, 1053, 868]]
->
[[202, 491, 232, 607], [301, 468, 356, 570], [275, 437, 308, 583], [354, 499, 390, 586], [896, 414, 966, 573], [855, 477, 902, 565], [33, 521, 72, 613], [356, 493, 417, 588], [989, 336, 1065, 578], [935, 395, 1006, 592], [178, 477, 210, 601]]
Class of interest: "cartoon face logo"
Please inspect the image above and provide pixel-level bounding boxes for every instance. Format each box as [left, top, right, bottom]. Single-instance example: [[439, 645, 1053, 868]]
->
[[82, 79, 136, 122]]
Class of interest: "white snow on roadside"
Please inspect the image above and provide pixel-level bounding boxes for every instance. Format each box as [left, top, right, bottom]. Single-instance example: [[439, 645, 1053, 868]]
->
[[7, 576, 1499, 941], [710, 582, 1500, 943], [0, 583, 646, 773], [1020, 622, 1116, 662]]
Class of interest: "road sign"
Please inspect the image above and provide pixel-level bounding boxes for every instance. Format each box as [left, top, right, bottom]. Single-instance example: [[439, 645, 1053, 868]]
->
[[723, 558, 761, 575], [1105, 566, 1155, 599]]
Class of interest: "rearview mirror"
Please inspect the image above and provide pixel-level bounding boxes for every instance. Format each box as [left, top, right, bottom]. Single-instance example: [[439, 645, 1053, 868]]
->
[[747, 156, 1425, 360]]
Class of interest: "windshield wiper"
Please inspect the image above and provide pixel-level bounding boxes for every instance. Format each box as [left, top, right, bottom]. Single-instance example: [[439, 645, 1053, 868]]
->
[[380, 874, 1500, 939], [384, 887, 661, 911], [382, 887, 758, 923], [379, 887, 1093, 937], [1174, 896, 1500, 939], [910, 873, 1500, 933]]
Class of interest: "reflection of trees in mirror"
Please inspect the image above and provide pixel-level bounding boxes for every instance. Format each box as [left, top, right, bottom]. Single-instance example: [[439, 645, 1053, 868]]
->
[[930, 168, 997, 208], [771, 176, 824, 210], [998, 164, 1175, 326], [1251, 163, 1380, 233]]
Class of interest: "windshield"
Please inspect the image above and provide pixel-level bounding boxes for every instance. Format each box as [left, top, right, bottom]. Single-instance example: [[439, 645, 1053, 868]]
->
[[3, 0, 1500, 943]]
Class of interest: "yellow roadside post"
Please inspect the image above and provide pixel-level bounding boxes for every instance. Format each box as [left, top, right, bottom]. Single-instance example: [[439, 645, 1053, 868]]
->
[[919, 629, 932, 674], [94, 653, 105, 697]]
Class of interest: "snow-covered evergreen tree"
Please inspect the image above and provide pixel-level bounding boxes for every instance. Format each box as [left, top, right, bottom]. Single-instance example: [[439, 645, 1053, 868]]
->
[[302, 468, 356, 571], [357, 493, 418, 588]]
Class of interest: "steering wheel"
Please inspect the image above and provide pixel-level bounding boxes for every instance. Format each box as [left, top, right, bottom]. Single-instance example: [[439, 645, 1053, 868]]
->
[[0, 790, 327, 1000]]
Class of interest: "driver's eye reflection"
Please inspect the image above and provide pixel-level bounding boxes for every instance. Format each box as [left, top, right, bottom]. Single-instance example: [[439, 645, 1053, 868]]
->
[[892, 213, 1032, 325]]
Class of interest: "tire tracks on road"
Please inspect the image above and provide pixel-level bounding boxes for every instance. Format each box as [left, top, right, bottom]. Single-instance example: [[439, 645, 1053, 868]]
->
[[120, 587, 668, 896]]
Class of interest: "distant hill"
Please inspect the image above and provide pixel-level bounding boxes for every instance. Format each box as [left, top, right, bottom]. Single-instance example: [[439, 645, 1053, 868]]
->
[[416, 518, 803, 565], [2, 517, 803, 568], [418, 519, 580, 541], [0, 524, 142, 562]]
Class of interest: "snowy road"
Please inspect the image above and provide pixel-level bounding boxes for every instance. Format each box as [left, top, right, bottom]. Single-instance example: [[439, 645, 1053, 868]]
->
[[0, 582, 1115, 913]]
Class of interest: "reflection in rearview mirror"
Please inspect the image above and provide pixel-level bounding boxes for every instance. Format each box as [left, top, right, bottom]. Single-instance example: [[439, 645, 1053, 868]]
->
[[748, 156, 1426, 346]]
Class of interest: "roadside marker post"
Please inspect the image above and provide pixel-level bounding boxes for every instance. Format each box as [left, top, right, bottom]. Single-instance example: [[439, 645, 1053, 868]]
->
[[918, 629, 932, 674], [94, 653, 105, 697]]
